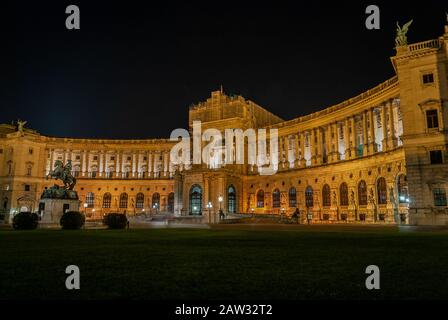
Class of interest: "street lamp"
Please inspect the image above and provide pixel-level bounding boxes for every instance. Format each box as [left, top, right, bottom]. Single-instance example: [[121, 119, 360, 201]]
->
[[206, 202, 213, 221], [280, 207, 285, 222], [218, 196, 223, 210]]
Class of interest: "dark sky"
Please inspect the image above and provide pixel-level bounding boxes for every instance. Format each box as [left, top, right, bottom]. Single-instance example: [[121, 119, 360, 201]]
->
[[2, 1, 447, 139]]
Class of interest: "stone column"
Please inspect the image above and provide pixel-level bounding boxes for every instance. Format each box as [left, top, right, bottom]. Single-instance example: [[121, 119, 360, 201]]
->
[[115, 151, 120, 177], [368, 108, 376, 154], [388, 100, 397, 149], [121, 152, 126, 178], [344, 118, 350, 159], [362, 110, 369, 156], [99, 151, 104, 177], [284, 135, 290, 168], [136, 152, 141, 178], [163, 151, 169, 177], [316, 128, 323, 165], [279, 136, 285, 169], [333, 123, 340, 162], [147, 151, 153, 179], [310, 129, 317, 166], [154, 152, 160, 178], [300, 132, 306, 167], [325, 125, 331, 164], [62, 149, 67, 164], [350, 116, 357, 158], [81, 150, 87, 177], [132, 153, 137, 177], [381, 104, 388, 152], [294, 133, 300, 168]]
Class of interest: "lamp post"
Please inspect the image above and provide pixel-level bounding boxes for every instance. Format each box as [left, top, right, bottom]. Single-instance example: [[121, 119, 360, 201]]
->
[[251, 207, 255, 218], [218, 196, 223, 210], [206, 202, 213, 223], [281, 207, 285, 222], [83, 203, 88, 215], [92, 208, 96, 219], [218, 196, 224, 221]]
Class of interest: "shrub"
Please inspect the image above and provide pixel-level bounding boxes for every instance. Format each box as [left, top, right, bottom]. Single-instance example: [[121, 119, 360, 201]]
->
[[13, 212, 39, 230], [103, 213, 128, 229], [60, 211, 85, 230]]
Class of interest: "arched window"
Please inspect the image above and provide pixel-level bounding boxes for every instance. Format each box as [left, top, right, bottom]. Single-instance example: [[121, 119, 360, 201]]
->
[[86, 192, 94, 208], [26, 164, 32, 176], [119, 193, 128, 208], [358, 180, 367, 206], [168, 192, 174, 213], [227, 185, 236, 214], [289, 187, 297, 208], [189, 185, 202, 215], [322, 184, 331, 207], [152, 193, 160, 209], [377, 177, 387, 205], [339, 183, 349, 206], [272, 189, 280, 208], [305, 186, 314, 208], [397, 174, 408, 203], [257, 190, 264, 208], [102, 193, 111, 208], [136, 193, 144, 209]]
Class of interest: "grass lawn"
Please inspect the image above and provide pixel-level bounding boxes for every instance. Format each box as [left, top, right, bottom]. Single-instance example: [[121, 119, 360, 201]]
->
[[1, 226, 447, 300]]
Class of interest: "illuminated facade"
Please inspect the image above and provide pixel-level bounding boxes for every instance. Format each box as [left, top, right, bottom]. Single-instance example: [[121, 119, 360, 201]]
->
[[1, 25, 448, 225]]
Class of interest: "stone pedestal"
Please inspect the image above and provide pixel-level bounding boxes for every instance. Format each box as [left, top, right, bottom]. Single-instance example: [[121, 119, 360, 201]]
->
[[39, 185, 80, 224], [39, 198, 80, 224]]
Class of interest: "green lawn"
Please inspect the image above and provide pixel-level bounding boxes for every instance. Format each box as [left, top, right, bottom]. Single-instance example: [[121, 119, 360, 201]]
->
[[1, 226, 447, 300]]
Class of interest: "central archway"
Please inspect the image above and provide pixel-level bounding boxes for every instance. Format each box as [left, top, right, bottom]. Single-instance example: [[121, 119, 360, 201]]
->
[[189, 185, 202, 215]]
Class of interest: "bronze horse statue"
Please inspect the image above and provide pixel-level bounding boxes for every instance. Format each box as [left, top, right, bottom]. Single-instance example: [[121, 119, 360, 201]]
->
[[46, 160, 77, 190]]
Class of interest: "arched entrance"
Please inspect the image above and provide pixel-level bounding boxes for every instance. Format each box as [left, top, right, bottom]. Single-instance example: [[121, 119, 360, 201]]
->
[[189, 185, 202, 215]]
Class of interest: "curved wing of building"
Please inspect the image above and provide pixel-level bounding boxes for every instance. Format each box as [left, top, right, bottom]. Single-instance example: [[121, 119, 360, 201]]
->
[[1, 24, 447, 225]]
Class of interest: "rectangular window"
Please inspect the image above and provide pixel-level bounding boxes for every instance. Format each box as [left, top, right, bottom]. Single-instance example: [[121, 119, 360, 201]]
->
[[93, 156, 98, 161], [127, 156, 132, 161], [76, 155, 81, 160], [25, 185, 30, 191], [422, 73, 434, 84], [0, 149, 3, 154], [110, 156, 115, 161], [433, 188, 447, 207], [430, 150, 443, 164], [426, 110, 439, 129], [29, 148, 33, 155]]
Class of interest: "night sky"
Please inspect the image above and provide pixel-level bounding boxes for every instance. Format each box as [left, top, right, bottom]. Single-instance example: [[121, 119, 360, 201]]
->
[[3, 1, 447, 139]]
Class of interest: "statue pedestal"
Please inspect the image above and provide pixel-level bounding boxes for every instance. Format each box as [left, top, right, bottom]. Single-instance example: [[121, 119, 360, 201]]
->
[[39, 198, 80, 224], [39, 185, 80, 224]]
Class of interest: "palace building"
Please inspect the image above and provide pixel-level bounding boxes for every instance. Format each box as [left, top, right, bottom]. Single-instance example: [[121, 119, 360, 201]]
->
[[1, 23, 448, 225]]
